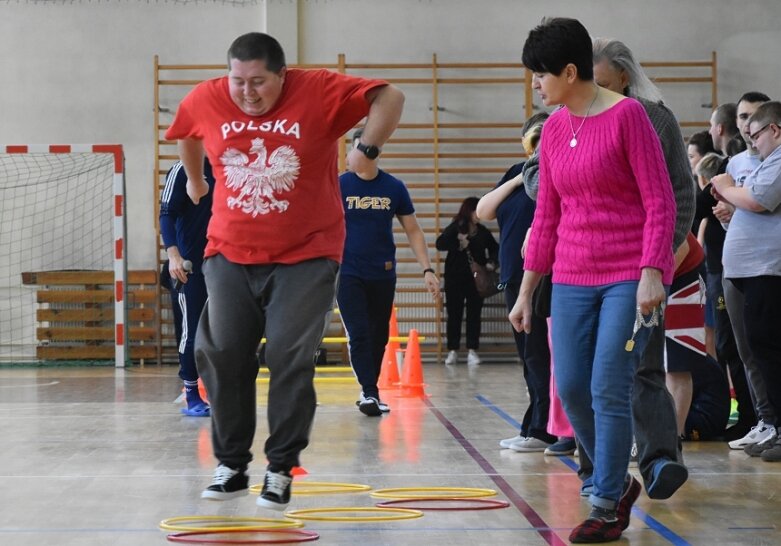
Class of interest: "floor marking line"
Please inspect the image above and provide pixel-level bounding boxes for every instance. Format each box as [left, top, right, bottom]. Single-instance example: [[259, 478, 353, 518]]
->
[[424, 397, 567, 546]]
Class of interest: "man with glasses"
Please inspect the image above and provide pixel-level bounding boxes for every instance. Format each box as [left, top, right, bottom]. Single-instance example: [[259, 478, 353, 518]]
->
[[716, 93, 778, 452], [712, 101, 781, 463]]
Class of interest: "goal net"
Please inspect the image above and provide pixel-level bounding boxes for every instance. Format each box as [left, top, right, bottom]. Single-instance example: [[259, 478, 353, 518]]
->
[[0, 145, 127, 366]]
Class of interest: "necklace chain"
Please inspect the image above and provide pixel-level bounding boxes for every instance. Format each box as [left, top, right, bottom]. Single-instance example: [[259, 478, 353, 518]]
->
[[567, 86, 600, 148]]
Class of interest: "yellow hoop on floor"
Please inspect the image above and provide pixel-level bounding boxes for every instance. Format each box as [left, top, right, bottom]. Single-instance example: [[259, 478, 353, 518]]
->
[[249, 481, 372, 495], [370, 487, 497, 499], [158, 516, 303, 532], [284, 507, 423, 522]]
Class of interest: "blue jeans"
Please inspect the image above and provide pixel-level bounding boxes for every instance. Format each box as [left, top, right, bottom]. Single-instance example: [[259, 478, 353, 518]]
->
[[551, 282, 653, 510]]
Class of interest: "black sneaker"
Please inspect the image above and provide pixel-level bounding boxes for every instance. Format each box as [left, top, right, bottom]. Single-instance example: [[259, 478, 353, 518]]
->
[[256, 470, 292, 511], [356, 393, 387, 416], [201, 464, 249, 500]]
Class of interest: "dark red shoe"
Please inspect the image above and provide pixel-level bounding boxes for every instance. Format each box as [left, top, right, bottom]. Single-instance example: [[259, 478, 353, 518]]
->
[[569, 517, 623, 543], [616, 476, 642, 530]]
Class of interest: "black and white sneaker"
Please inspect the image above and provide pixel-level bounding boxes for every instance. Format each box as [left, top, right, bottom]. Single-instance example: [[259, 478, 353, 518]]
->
[[256, 470, 293, 511], [356, 393, 389, 416], [201, 464, 249, 500]]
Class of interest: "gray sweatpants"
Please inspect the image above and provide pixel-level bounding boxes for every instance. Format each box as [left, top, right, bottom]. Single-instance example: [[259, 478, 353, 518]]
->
[[196, 254, 339, 471]]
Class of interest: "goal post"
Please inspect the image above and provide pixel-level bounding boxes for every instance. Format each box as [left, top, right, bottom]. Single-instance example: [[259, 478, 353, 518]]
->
[[0, 144, 128, 367]]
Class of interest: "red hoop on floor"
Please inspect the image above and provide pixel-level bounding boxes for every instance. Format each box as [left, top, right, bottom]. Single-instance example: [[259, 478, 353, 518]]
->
[[375, 497, 510, 511], [166, 528, 319, 544]]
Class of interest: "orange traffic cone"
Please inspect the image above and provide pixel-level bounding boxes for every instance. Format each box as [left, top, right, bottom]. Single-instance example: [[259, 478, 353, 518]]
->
[[388, 307, 401, 368], [379, 308, 401, 391], [198, 377, 209, 404], [388, 306, 400, 339], [378, 343, 401, 390], [398, 329, 427, 398]]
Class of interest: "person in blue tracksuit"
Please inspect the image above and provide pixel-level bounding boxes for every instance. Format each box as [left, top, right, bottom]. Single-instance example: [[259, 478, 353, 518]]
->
[[159, 158, 215, 416]]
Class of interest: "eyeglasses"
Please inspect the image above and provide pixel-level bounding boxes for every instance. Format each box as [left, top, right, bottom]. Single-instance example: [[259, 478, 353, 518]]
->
[[748, 123, 776, 144]]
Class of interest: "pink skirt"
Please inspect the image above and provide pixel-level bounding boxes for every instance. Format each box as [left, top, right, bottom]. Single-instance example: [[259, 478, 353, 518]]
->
[[546, 317, 574, 437]]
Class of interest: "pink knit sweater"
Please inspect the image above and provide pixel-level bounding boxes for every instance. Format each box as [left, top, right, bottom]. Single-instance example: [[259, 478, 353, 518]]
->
[[524, 98, 676, 286]]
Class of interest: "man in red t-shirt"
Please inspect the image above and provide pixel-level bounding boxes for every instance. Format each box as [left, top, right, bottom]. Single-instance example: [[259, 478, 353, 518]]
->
[[165, 32, 404, 510]]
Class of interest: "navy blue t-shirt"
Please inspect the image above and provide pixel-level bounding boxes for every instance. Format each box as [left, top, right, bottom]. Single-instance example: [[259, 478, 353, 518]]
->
[[159, 159, 215, 273], [495, 162, 536, 284], [340, 169, 414, 280]]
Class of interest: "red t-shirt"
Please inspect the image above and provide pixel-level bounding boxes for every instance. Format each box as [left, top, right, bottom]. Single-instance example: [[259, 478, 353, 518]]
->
[[165, 69, 386, 264]]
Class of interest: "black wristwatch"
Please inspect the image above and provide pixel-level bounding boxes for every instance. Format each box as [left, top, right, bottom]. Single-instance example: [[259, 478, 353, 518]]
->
[[356, 141, 381, 160], [423, 268, 435, 276]]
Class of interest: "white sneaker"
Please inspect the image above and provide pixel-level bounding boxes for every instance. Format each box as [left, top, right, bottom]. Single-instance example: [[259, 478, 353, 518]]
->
[[356, 393, 390, 416], [509, 437, 552, 452], [445, 350, 458, 365], [500, 433, 525, 449], [728, 420, 777, 450], [467, 349, 481, 366], [629, 439, 638, 467]]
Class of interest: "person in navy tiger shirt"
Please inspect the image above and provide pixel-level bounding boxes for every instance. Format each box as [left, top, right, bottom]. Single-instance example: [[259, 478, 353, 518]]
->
[[338, 129, 440, 416]]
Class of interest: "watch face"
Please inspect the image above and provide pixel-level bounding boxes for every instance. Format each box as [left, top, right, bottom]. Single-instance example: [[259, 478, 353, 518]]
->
[[358, 142, 380, 159]]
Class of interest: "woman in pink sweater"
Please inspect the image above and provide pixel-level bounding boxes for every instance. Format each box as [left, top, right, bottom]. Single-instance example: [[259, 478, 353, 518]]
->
[[509, 18, 675, 543]]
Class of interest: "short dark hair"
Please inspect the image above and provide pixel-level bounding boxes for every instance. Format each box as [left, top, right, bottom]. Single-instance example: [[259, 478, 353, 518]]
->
[[227, 32, 286, 73], [713, 103, 739, 138], [737, 91, 771, 105], [748, 101, 781, 130], [522, 17, 594, 80], [687, 130, 715, 157]]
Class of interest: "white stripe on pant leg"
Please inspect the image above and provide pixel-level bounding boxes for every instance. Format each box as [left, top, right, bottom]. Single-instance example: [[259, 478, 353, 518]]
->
[[178, 290, 188, 354]]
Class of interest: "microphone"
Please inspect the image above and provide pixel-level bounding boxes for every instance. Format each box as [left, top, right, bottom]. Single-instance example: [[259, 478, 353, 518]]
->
[[172, 260, 193, 291]]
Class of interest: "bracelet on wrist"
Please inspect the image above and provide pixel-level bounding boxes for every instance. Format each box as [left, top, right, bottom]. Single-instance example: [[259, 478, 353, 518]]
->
[[423, 268, 435, 276]]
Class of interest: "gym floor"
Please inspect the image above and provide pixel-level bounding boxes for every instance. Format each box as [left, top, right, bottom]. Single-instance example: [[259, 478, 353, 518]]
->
[[1, 363, 779, 545]]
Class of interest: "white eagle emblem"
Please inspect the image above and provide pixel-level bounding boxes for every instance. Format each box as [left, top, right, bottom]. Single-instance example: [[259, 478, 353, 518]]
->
[[221, 138, 300, 216]]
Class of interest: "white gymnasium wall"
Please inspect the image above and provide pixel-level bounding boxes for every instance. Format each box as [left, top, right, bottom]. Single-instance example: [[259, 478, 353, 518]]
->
[[298, 0, 781, 123], [2, 0, 780, 269], [0, 2, 265, 269]]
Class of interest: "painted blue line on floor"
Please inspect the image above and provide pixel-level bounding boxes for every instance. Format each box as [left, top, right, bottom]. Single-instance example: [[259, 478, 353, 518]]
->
[[475, 394, 523, 429], [633, 512, 691, 545], [557, 454, 579, 472], [478, 394, 692, 546]]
